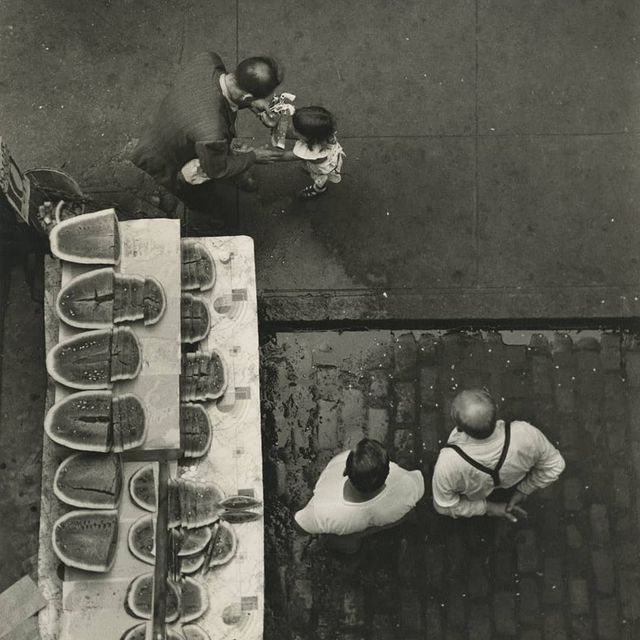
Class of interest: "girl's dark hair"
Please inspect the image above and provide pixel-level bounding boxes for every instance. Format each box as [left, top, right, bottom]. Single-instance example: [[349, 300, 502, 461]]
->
[[292, 106, 336, 147], [343, 438, 390, 494]]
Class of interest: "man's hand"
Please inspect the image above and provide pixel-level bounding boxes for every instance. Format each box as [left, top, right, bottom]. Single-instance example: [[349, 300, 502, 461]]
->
[[253, 147, 285, 163], [506, 489, 528, 514], [486, 501, 528, 522]]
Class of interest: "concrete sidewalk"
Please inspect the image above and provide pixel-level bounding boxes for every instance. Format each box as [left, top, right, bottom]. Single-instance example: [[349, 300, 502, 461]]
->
[[2, 1, 640, 321]]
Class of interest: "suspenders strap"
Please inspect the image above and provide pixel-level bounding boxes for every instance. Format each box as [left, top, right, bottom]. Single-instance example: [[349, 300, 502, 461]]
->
[[442, 422, 512, 487]]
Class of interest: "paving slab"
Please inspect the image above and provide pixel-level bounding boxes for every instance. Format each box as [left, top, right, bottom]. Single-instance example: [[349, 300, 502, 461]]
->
[[477, 134, 640, 288], [240, 136, 476, 291], [237, 0, 476, 137], [478, 0, 640, 134]]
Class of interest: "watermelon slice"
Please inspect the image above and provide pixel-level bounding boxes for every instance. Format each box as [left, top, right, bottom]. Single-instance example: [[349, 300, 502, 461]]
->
[[180, 577, 209, 623], [127, 514, 155, 565], [129, 464, 157, 512], [179, 403, 212, 458], [181, 294, 211, 344], [182, 624, 211, 640], [207, 521, 237, 568], [50, 209, 120, 265], [53, 452, 122, 509], [180, 351, 227, 402], [126, 573, 181, 622], [181, 239, 215, 292], [52, 509, 118, 572]]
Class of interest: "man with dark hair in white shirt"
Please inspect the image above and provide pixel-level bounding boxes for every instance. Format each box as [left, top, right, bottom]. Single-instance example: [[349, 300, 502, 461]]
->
[[432, 389, 565, 521], [295, 438, 425, 552]]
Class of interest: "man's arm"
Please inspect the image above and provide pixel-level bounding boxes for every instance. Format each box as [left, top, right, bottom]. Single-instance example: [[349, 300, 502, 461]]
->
[[195, 140, 257, 180], [432, 459, 488, 518], [515, 426, 566, 496]]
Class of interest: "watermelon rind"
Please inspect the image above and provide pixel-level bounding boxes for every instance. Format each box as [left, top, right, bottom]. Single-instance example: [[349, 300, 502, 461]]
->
[[53, 452, 123, 509], [50, 209, 120, 265], [220, 509, 262, 524], [52, 509, 118, 573], [219, 495, 261, 510]]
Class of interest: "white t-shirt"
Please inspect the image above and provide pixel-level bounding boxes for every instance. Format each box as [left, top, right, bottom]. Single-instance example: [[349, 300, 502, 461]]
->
[[294, 451, 425, 536]]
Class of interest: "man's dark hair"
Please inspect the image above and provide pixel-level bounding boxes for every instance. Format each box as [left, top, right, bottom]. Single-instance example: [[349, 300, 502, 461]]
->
[[235, 56, 281, 98], [451, 388, 498, 440], [343, 438, 390, 494], [292, 106, 337, 147]]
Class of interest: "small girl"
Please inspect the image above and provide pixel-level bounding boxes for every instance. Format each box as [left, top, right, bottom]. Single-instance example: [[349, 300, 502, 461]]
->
[[281, 106, 345, 199]]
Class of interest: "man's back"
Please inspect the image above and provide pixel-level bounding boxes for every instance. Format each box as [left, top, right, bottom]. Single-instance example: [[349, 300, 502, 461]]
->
[[433, 420, 565, 517], [295, 451, 424, 536], [131, 52, 233, 191]]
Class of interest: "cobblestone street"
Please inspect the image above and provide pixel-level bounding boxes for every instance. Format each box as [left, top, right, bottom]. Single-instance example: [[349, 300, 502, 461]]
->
[[261, 329, 640, 639]]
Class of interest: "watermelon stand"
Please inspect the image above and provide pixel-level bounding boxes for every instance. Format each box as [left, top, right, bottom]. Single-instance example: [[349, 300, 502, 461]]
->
[[38, 218, 264, 640]]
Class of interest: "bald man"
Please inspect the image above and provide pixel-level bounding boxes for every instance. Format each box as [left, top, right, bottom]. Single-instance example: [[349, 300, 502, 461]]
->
[[432, 389, 565, 521], [131, 53, 283, 215]]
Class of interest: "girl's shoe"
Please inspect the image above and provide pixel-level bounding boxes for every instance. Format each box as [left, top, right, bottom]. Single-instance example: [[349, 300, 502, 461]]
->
[[298, 185, 327, 200]]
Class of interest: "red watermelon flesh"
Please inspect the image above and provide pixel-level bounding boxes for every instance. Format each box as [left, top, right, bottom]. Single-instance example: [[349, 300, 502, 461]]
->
[[207, 521, 237, 568], [56, 267, 115, 329], [53, 452, 122, 509], [178, 526, 212, 557], [52, 509, 118, 573]]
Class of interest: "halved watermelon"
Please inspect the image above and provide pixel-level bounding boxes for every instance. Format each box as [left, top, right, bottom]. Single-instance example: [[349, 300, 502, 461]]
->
[[46, 327, 141, 389], [45, 391, 145, 452], [52, 509, 118, 572], [50, 209, 120, 265], [180, 403, 212, 458], [56, 269, 166, 329], [181, 239, 215, 292], [181, 294, 211, 344], [127, 514, 155, 565], [126, 573, 181, 623], [53, 452, 122, 509], [180, 577, 209, 623]]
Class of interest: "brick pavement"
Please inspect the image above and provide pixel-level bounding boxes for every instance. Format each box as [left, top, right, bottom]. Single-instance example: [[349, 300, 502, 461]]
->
[[260, 329, 640, 639]]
